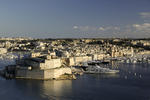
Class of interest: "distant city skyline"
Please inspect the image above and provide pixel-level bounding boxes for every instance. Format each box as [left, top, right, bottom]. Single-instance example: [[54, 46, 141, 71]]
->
[[0, 0, 150, 38]]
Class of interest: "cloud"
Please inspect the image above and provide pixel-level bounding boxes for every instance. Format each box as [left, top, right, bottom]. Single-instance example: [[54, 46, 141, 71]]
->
[[73, 26, 90, 31], [98, 27, 105, 31], [73, 25, 120, 32], [139, 12, 150, 18], [73, 26, 78, 29], [132, 23, 150, 31], [72, 23, 150, 38], [98, 26, 120, 31]]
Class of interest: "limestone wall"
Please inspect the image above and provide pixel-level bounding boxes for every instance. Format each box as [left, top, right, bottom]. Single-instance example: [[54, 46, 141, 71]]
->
[[74, 56, 92, 65], [97, 54, 109, 60], [0, 48, 7, 54], [40, 59, 61, 69], [69, 57, 75, 66], [138, 51, 150, 55], [16, 69, 44, 79], [31, 52, 41, 58], [16, 67, 72, 80], [44, 67, 72, 79]]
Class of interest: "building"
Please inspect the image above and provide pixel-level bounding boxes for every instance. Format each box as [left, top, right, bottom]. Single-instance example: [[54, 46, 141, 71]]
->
[[15, 55, 72, 80], [0, 48, 7, 54]]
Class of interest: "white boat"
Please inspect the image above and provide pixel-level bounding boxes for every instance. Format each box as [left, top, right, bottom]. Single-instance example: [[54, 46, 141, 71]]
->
[[85, 65, 119, 74]]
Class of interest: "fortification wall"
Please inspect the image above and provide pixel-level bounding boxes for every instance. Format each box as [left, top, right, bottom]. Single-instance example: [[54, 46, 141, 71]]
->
[[44, 67, 72, 79], [16, 67, 72, 80], [40, 59, 61, 69], [74, 56, 92, 65], [16, 69, 44, 79]]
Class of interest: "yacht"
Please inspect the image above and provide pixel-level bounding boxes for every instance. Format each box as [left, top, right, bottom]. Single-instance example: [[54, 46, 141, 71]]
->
[[84, 65, 119, 74]]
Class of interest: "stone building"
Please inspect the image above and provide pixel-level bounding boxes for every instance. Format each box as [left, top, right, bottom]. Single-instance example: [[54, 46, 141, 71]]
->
[[15, 55, 72, 80], [0, 48, 7, 54]]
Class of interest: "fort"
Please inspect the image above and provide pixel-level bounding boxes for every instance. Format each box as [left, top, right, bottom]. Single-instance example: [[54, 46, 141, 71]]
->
[[2, 54, 73, 80]]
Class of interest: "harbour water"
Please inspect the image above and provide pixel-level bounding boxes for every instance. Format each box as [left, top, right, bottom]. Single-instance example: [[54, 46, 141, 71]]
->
[[0, 60, 150, 100]]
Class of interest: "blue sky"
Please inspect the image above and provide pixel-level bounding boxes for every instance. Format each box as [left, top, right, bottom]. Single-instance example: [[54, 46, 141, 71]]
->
[[0, 0, 150, 38]]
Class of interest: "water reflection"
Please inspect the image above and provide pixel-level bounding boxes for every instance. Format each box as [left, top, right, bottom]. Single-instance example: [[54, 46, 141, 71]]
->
[[42, 80, 72, 99], [14, 80, 72, 100], [1, 62, 150, 100], [111, 61, 119, 68]]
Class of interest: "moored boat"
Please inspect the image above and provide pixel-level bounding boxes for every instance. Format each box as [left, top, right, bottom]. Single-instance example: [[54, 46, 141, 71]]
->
[[84, 65, 119, 74]]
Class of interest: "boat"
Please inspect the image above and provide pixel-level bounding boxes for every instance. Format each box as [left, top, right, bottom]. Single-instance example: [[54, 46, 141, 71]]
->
[[84, 65, 119, 74]]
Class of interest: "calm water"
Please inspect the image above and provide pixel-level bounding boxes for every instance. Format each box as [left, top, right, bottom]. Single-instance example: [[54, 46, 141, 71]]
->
[[0, 61, 150, 100]]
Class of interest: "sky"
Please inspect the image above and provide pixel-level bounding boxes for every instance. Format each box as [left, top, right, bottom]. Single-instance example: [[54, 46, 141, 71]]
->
[[0, 0, 150, 38]]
